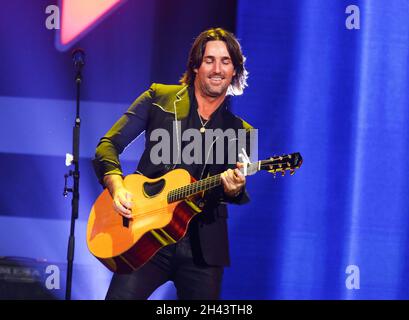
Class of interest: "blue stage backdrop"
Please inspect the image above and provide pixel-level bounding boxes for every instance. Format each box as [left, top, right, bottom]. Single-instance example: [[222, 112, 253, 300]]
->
[[0, 0, 408, 300], [226, 0, 409, 299]]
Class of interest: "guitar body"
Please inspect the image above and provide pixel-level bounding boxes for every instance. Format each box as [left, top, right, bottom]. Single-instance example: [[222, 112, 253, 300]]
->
[[86, 169, 201, 274]]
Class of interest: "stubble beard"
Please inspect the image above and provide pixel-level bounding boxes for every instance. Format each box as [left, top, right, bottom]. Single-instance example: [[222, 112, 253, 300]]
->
[[202, 78, 229, 98]]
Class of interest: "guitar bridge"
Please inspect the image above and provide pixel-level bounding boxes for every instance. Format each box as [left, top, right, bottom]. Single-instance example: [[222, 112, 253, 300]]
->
[[122, 216, 129, 228]]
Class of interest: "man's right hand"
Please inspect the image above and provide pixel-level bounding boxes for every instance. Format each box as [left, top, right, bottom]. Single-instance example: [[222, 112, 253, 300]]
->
[[103, 175, 134, 219]]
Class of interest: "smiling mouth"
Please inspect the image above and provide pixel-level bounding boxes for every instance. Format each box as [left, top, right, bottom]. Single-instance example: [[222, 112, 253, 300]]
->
[[209, 76, 224, 84]]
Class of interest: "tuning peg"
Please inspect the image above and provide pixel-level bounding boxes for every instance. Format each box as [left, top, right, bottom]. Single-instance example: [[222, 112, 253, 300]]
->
[[290, 169, 295, 175], [281, 170, 285, 177]]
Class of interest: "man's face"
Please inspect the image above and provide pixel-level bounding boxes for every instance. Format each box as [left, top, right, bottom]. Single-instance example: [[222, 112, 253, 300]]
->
[[194, 40, 236, 98]]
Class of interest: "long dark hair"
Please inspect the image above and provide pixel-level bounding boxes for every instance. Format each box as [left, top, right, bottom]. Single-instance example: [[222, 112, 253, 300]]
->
[[180, 28, 248, 96]]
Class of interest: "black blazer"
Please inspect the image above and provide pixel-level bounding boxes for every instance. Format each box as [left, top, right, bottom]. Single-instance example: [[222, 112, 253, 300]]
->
[[93, 83, 254, 266]]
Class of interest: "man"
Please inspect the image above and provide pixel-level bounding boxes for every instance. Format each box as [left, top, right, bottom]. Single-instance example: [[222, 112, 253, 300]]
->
[[93, 27, 254, 299]]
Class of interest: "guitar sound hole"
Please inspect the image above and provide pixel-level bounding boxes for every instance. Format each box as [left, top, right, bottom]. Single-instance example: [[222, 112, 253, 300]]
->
[[143, 179, 166, 197]]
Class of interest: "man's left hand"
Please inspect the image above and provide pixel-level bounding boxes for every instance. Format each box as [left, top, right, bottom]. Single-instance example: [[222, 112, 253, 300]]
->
[[221, 162, 246, 198]]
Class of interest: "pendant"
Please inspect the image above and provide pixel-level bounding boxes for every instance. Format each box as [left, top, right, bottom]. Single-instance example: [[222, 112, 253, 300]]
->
[[200, 127, 206, 133]]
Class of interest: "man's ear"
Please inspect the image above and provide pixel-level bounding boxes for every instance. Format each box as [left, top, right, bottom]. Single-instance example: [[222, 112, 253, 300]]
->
[[233, 69, 237, 77]]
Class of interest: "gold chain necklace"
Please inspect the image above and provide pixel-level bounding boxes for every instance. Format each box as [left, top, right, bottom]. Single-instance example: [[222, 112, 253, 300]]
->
[[197, 108, 210, 133]]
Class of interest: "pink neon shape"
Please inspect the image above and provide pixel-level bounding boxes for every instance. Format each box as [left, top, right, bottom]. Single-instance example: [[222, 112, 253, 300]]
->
[[60, 0, 122, 46]]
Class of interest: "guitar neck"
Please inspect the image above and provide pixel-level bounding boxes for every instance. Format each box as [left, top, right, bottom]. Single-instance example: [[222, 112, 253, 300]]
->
[[167, 173, 223, 203], [166, 152, 303, 203]]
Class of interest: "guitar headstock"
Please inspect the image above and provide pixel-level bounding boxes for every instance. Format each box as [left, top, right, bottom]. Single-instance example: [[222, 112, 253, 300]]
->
[[242, 152, 303, 177], [261, 152, 303, 176]]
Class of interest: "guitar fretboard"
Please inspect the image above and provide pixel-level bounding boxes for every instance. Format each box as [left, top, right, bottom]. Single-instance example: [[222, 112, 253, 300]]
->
[[167, 174, 222, 203]]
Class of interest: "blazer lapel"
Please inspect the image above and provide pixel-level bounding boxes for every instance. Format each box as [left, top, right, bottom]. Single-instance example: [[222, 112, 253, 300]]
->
[[173, 85, 190, 120]]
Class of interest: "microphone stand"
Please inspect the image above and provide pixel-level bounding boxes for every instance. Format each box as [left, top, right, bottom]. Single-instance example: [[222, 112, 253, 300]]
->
[[63, 49, 85, 300]]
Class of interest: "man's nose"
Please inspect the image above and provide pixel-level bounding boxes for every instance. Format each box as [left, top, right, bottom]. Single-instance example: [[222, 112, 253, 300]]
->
[[213, 61, 221, 73]]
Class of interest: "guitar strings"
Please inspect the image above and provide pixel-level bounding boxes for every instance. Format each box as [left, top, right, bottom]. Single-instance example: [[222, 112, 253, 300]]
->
[[168, 175, 221, 202]]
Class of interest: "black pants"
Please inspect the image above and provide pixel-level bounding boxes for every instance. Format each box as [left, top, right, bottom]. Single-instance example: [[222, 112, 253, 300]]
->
[[105, 231, 224, 300]]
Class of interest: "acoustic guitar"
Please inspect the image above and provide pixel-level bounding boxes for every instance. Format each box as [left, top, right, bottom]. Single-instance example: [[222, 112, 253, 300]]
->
[[87, 152, 303, 273]]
